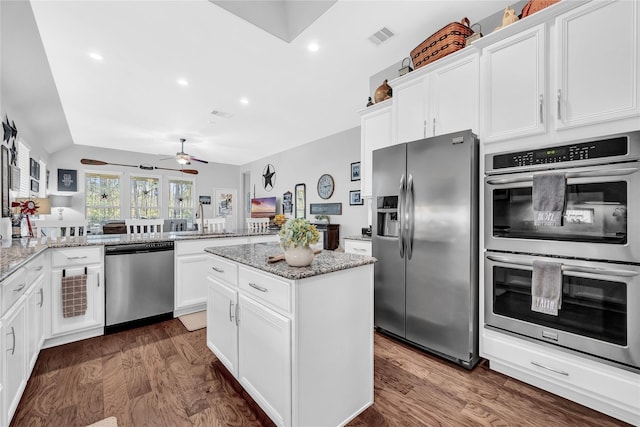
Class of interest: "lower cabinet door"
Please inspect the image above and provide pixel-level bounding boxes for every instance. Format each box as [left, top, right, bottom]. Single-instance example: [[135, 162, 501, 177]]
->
[[2, 298, 27, 427], [206, 276, 238, 377], [26, 275, 45, 372], [50, 265, 103, 337], [238, 294, 291, 427], [175, 253, 210, 312]]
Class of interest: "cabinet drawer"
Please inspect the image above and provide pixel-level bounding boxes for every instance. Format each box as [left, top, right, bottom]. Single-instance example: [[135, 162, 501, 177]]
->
[[24, 255, 45, 285], [51, 247, 102, 267], [344, 240, 372, 256], [239, 267, 291, 314], [1, 268, 26, 315], [207, 256, 238, 286], [483, 330, 640, 410]]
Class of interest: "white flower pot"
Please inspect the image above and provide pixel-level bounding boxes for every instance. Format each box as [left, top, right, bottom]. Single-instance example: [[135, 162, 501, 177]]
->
[[284, 245, 315, 267]]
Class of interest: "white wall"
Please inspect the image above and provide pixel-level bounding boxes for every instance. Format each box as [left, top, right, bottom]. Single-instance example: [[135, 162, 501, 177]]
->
[[241, 126, 367, 247], [45, 144, 241, 225]]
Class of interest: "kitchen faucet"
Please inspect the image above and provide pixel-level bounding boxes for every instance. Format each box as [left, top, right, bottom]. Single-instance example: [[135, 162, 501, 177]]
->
[[198, 202, 204, 234]]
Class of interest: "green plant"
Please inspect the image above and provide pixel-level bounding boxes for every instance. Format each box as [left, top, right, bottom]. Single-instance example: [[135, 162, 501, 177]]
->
[[279, 218, 320, 248], [314, 214, 330, 224]]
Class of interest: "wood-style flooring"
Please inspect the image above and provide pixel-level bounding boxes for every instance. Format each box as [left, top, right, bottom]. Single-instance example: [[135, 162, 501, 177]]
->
[[11, 319, 630, 427]]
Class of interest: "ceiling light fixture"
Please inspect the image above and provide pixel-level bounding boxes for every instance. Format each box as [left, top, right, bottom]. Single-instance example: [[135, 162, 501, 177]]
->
[[307, 42, 320, 52], [88, 52, 103, 61], [240, 97, 249, 105], [177, 79, 189, 86]]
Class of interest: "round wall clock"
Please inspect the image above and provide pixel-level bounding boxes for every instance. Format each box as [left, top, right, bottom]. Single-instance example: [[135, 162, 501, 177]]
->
[[317, 174, 334, 199], [262, 164, 276, 191]]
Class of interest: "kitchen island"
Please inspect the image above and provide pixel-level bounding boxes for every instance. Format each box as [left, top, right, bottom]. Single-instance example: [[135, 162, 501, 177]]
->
[[205, 242, 376, 427]]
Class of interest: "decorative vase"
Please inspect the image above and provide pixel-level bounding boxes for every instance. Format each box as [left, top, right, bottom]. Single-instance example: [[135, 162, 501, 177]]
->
[[284, 245, 315, 267], [374, 79, 392, 103]]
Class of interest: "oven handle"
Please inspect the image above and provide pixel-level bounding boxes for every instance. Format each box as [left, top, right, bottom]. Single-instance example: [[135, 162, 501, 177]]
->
[[486, 255, 639, 277], [486, 167, 639, 185]]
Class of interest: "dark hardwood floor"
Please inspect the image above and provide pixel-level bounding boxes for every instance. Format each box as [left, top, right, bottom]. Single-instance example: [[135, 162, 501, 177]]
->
[[11, 319, 629, 427]]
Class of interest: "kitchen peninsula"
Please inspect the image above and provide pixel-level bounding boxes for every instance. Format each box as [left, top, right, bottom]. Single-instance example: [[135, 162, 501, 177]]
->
[[205, 242, 376, 427]]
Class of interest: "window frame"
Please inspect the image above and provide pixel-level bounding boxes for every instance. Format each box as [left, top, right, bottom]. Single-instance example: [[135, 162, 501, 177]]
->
[[84, 169, 123, 227], [167, 176, 196, 221], [130, 173, 162, 219]]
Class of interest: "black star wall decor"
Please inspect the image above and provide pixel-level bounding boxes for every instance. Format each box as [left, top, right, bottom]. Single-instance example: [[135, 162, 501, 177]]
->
[[262, 164, 276, 191]]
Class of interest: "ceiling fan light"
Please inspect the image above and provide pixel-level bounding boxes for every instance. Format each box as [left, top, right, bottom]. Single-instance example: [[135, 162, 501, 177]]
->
[[176, 157, 190, 165]]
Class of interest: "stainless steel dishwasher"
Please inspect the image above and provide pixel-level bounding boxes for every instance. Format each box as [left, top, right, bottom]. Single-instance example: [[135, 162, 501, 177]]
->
[[104, 241, 174, 333]]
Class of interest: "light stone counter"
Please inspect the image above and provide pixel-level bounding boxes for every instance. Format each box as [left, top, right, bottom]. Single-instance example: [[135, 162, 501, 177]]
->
[[205, 242, 376, 280]]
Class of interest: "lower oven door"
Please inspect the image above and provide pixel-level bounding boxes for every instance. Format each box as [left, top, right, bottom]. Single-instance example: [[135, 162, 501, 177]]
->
[[485, 251, 640, 370], [484, 161, 639, 263]]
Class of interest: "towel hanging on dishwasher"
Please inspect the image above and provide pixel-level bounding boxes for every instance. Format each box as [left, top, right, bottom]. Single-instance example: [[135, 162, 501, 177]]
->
[[61, 273, 87, 318]]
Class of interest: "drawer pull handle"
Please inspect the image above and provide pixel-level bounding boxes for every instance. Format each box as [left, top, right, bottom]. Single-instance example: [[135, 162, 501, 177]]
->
[[29, 265, 44, 271], [248, 282, 268, 293], [13, 283, 25, 292], [531, 361, 569, 376], [7, 327, 16, 355], [229, 301, 235, 322], [354, 248, 367, 252], [38, 288, 44, 307], [67, 256, 88, 260], [211, 266, 224, 273]]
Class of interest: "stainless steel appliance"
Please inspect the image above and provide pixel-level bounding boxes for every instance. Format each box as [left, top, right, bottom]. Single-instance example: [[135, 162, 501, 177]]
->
[[484, 131, 640, 371], [373, 129, 479, 368], [104, 241, 175, 333]]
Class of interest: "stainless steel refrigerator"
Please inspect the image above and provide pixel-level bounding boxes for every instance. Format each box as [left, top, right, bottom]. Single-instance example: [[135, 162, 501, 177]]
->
[[372, 129, 479, 368]]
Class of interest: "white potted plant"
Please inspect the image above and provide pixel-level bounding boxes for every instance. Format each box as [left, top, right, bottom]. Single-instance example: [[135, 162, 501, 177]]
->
[[279, 218, 320, 267]]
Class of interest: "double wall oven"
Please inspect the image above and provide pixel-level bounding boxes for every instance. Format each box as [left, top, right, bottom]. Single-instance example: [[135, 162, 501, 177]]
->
[[484, 131, 640, 371]]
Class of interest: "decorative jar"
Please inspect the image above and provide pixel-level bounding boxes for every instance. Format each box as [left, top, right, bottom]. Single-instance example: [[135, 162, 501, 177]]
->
[[284, 245, 315, 267]]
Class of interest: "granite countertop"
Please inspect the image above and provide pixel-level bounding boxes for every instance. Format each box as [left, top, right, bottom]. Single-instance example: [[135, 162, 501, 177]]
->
[[205, 242, 376, 280], [0, 229, 278, 282], [344, 235, 372, 242]]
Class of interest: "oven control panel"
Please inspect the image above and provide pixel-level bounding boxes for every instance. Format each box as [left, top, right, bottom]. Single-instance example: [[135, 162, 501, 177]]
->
[[492, 136, 628, 169]]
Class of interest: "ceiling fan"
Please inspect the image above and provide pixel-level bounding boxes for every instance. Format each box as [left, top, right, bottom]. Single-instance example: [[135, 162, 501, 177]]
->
[[162, 138, 209, 165], [80, 159, 199, 175]]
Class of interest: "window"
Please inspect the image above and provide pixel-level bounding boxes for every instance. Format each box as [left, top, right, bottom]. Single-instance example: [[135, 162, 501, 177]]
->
[[168, 178, 194, 220], [85, 172, 121, 225], [17, 139, 30, 197], [131, 176, 160, 219]]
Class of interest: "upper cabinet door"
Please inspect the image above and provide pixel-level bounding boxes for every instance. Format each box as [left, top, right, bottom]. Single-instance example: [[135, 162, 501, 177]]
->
[[360, 104, 392, 198], [430, 53, 479, 137], [555, 0, 640, 130], [393, 77, 428, 143], [481, 24, 547, 143]]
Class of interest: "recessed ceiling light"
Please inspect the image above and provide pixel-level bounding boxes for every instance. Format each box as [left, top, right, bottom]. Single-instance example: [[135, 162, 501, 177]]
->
[[307, 42, 320, 52], [177, 79, 189, 86], [240, 97, 249, 105], [88, 52, 103, 61]]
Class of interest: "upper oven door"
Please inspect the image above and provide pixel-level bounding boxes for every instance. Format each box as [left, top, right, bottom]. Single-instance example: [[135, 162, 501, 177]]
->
[[485, 161, 639, 263]]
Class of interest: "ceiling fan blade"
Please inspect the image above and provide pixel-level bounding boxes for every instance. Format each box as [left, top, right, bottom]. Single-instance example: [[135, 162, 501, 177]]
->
[[189, 157, 209, 164], [159, 156, 175, 161], [154, 166, 199, 175], [81, 158, 139, 168]]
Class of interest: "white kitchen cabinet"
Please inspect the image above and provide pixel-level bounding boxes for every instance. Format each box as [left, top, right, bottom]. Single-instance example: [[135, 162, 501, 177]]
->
[[207, 252, 374, 427], [360, 102, 392, 198], [1, 295, 27, 427], [206, 276, 238, 377], [175, 237, 249, 316], [483, 328, 640, 425], [26, 273, 45, 372], [393, 51, 479, 143], [481, 24, 547, 143], [238, 293, 291, 427], [344, 239, 372, 256], [554, 0, 640, 130], [47, 247, 103, 345]]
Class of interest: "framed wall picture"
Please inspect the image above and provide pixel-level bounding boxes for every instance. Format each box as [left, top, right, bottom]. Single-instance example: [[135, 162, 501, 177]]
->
[[350, 190, 363, 205], [283, 191, 293, 214], [310, 203, 342, 215], [29, 158, 40, 179], [351, 162, 361, 182], [1, 146, 9, 217], [295, 183, 306, 218], [30, 179, 39, 194], [58, 168, 77, 192]]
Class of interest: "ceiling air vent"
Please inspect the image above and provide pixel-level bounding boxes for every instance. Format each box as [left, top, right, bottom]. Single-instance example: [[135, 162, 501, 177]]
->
[[210, 110, 233, 119], [369, 27, 394, 45]]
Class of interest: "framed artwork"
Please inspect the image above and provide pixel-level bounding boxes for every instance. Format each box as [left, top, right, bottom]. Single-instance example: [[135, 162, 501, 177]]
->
[[283, 191, 293, 214], [295, 183, 306, 218], [46, 169, 50, 190], [29, 158, 40, 179], [1, 146, 9, 217], [30, 179, 39, 193], [58, 168, 77, 192], [310, 203, 342, 215], [10, 166, 20, 191], [350, 190, 363, 205], [351, 162, 361, 181], [198, 195, 211, 205], [215, 188, 238, 230]]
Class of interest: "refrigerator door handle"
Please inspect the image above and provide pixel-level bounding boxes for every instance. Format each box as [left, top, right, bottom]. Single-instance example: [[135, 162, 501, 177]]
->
[[407, 174, 414, 260], [398, 174, 406, 258]]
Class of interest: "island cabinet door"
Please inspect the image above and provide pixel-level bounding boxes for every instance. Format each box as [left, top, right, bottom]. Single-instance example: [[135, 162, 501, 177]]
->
[[206, 276, 238, 377], [238, 294, 291, 427]]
